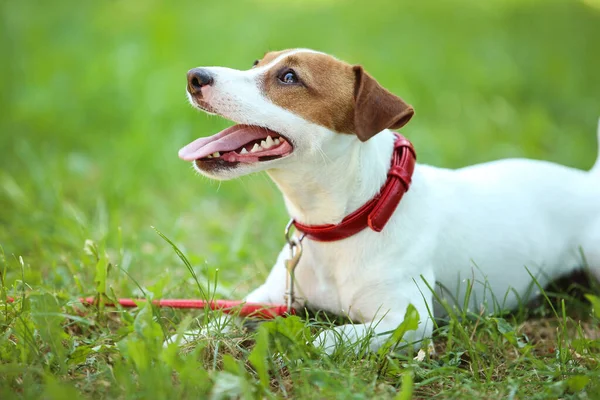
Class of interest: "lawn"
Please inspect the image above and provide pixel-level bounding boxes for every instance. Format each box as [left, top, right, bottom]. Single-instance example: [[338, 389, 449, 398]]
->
[[1, 0, 600, 398]]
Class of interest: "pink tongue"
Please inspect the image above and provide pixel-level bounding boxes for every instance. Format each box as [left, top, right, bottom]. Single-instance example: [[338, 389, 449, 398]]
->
[[178, 125, 282, 161]]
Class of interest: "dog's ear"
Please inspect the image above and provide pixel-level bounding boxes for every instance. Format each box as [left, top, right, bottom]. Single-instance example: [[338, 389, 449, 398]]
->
[[352, 65, 414, 142]]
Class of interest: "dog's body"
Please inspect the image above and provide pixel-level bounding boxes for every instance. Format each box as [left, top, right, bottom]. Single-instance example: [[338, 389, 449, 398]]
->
[[179, 49, 600, 351]]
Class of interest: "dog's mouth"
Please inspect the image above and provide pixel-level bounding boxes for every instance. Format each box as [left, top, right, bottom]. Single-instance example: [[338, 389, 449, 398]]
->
[[193, 100, 215, 114], [178, 124, 293, 167]]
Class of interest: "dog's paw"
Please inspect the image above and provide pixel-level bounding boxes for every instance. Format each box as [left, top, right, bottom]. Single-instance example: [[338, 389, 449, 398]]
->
[[313, 323, 430, 356], [163, 329, 202, 348], [313, 326, 364, 355], [313, 330, 338, 355]]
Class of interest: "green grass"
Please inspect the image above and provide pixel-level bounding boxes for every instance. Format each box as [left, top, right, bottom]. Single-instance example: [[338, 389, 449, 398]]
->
[[1, 0, 600, 398]]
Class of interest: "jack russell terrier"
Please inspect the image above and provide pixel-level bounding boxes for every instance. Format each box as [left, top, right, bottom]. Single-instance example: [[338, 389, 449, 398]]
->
[[177, 48, 600, 352]]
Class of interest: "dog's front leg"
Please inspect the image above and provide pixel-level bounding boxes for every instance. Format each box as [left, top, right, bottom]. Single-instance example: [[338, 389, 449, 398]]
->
[[315, 309, 433, 355], [314, 275, 435, 355]]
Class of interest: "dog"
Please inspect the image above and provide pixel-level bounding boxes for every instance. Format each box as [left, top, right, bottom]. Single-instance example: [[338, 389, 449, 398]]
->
[[177, 48, 600, 352]]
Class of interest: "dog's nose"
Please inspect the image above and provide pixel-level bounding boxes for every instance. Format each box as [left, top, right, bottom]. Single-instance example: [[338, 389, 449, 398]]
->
[[187, 68, 214, 94]]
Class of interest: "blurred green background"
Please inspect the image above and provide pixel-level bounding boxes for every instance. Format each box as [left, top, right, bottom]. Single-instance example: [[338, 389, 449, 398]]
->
[[1, 0, 599, 299]]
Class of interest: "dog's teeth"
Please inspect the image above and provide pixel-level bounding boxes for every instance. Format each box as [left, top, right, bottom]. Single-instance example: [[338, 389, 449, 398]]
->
[[240, 148, 248, 154], [206, 155, 213, 159], [260, 140, 268, 149], [251, 143, 261, 153], [212, 152, 220, 157], [265, 136, 274, 149], [274, 138, 281, 145]]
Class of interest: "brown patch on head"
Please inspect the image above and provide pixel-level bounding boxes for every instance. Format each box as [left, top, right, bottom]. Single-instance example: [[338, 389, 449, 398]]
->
[[254, 50, 290, 68], [257, 50, 414, 141], [261, 51, 357, 134]]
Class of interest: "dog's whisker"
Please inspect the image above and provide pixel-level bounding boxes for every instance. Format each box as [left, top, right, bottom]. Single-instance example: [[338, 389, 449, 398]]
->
[[314, 143, 331, 166]]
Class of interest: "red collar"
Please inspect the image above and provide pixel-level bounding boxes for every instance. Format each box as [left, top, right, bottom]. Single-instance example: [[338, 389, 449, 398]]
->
[[293, 133, 416, 242]]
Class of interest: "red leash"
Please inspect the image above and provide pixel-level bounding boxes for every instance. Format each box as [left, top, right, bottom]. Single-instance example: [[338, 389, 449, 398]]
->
[[6, 297, 293, 319]]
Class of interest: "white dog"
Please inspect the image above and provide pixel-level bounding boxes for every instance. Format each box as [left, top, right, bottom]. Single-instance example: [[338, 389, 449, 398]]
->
[[177, 49, 600, 352]]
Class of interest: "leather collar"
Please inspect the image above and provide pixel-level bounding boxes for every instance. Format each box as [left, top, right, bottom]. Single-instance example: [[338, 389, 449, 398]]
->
[[293, 133, 416, 242]]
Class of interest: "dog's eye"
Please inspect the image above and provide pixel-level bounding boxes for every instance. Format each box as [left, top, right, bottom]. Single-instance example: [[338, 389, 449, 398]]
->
[[253, 59, 259, 67], [279, 70, 298, 84]]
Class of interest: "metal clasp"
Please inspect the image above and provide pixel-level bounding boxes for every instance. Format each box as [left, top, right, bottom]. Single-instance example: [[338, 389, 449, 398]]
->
[[284, 219, 305, 313]]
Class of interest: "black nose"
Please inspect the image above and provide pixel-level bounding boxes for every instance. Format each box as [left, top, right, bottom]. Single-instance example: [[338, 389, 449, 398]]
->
[[187, 68, 214, 94]]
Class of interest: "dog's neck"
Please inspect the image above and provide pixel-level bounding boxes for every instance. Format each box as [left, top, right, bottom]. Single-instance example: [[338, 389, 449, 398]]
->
[[267, 130, 399, 226]]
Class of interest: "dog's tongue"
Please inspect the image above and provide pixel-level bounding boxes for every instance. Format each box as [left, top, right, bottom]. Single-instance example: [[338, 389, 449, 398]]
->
[[178, 125, 280, 161]]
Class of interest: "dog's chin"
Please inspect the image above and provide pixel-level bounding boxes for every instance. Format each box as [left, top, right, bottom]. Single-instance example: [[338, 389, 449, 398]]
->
[[189, 97, 217, 115], [192, 157, 284, 180]]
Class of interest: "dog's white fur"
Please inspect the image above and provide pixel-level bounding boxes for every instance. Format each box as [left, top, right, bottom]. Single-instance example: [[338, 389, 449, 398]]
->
[[181, 49, 600, 352]]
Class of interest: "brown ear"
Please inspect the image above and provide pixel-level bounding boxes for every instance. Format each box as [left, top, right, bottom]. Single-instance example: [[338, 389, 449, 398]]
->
[[353, 65, 414, 142]]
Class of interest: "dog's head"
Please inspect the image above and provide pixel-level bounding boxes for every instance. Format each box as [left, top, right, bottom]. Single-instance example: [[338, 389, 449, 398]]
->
[[179, 49, 414, 180]]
